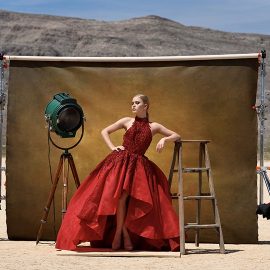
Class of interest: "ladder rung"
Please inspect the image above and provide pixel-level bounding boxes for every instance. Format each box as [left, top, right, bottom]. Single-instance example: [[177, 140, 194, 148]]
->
[[183, 168, 210, 173], [171, 193, 213, 199], [185, 224, 220, 229], [180, 140, 211, 143], [184, 195, 214, 200]]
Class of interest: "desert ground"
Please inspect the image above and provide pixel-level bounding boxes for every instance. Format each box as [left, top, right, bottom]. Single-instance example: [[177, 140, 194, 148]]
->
[[0, 157, 270, 270]]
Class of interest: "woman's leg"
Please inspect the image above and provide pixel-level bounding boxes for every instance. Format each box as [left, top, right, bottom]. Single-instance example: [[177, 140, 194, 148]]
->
[[112, 191, 129, 250], [122, 225, 133, 251]]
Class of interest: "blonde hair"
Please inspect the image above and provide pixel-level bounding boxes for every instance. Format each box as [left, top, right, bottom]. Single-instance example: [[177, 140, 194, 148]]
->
[[134, 94, 150, 118]]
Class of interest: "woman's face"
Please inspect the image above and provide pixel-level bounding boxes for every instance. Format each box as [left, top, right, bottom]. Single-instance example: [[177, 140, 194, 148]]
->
[[131, 96, 147, 115]]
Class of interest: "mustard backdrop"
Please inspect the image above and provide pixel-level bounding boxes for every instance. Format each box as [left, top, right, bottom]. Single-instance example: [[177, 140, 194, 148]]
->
[[6, 59, 258, 243]]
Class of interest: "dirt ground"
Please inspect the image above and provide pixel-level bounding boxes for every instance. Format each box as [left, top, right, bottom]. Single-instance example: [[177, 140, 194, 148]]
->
[[0, 158, 270, 270]]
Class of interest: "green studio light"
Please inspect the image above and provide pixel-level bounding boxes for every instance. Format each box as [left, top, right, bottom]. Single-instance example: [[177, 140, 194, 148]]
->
[[37, 93, 84, 244], [45, 93, 84, 138]]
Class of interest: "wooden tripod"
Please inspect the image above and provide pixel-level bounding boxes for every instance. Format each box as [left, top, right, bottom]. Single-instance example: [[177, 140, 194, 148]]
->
[[36, 150, 80, 244]]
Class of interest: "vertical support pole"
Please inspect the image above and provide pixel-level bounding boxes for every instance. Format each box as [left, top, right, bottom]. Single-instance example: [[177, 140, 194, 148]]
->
[[178, 141, 185, 255], [0, 53, 5, 209], [259, 49, 266, 204]]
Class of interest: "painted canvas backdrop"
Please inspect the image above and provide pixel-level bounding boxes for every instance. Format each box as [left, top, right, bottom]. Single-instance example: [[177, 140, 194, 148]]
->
[[6, 58, 258, 243]]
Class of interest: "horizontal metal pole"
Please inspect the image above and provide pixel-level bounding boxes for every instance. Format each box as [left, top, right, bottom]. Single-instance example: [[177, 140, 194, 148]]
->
[[5, 53, 260, 62]]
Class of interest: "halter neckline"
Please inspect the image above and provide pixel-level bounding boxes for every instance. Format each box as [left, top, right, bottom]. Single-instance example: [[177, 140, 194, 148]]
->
[[135, 116, 149, 122]]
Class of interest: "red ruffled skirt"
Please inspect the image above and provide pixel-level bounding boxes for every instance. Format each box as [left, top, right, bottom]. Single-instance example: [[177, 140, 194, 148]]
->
[[56, 150, 180, 251]]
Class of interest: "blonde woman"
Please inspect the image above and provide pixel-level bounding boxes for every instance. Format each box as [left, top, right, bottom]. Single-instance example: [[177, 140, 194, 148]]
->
[[56, 94, 180, 251]]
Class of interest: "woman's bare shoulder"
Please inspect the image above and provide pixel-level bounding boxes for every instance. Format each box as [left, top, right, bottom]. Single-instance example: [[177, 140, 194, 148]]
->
[[149, 121, 162, 128], [116, 117, 134, 130], [116, 117, 134, 128], [149, 121, 162, 134], [117, 117, 133, 123]]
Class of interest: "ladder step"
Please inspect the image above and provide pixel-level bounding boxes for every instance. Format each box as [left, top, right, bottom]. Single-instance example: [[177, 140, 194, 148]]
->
[[183, 167, 210, 173], [171, 193, 212, 199], [185, 223, 220, 229], [184, 195, 215, 200]]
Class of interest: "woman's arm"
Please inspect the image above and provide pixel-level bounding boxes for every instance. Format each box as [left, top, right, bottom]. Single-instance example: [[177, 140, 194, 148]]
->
[[151, 122, 181, 153], [101, 117, 132, 151]]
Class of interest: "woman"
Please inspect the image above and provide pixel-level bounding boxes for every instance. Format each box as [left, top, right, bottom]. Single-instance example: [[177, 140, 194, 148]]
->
[[56, 94, 180, 251]]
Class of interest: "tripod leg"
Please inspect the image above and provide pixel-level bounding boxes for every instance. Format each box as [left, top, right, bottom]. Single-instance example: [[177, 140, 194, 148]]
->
[[62, 156, 68, 219], [36, 154, 64, 245], [262, 171, 270, 196], [67, 154, 80, 188], [61, 154, 81, 219]]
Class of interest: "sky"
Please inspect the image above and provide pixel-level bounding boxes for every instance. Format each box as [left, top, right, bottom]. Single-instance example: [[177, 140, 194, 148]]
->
[[0, 0, 270, 35]]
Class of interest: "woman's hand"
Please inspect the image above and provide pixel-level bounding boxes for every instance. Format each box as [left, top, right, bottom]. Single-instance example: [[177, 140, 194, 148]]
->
[[156, 138, 166, 153], [112, 145, 125, 152]]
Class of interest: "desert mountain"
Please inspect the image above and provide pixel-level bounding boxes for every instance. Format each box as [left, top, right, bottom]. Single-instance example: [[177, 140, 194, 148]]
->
[[0, 10, 269, 58]]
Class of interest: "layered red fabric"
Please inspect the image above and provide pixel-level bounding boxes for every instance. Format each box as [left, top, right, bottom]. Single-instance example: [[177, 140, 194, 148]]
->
[[56, 117, 180, 251]]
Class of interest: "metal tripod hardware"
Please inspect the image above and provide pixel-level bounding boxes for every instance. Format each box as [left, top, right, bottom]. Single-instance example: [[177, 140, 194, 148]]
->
[[255, 49, 269, 203], [36, 150, 80, 245], [257, 166, 270, 196]]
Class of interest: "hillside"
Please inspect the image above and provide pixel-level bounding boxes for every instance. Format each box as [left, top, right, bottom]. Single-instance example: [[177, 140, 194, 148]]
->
[[0, 10, 269, 57]]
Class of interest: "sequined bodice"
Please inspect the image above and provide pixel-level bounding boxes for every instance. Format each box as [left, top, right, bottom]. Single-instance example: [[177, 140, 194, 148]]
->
[[122, 116, 152, 155]]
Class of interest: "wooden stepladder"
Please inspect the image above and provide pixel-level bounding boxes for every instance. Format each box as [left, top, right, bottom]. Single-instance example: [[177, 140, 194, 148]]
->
[[168, 140, 225, 255]]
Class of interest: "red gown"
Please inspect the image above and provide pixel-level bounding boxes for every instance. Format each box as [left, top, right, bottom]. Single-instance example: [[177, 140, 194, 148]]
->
[[56, 116, 180, 251]]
